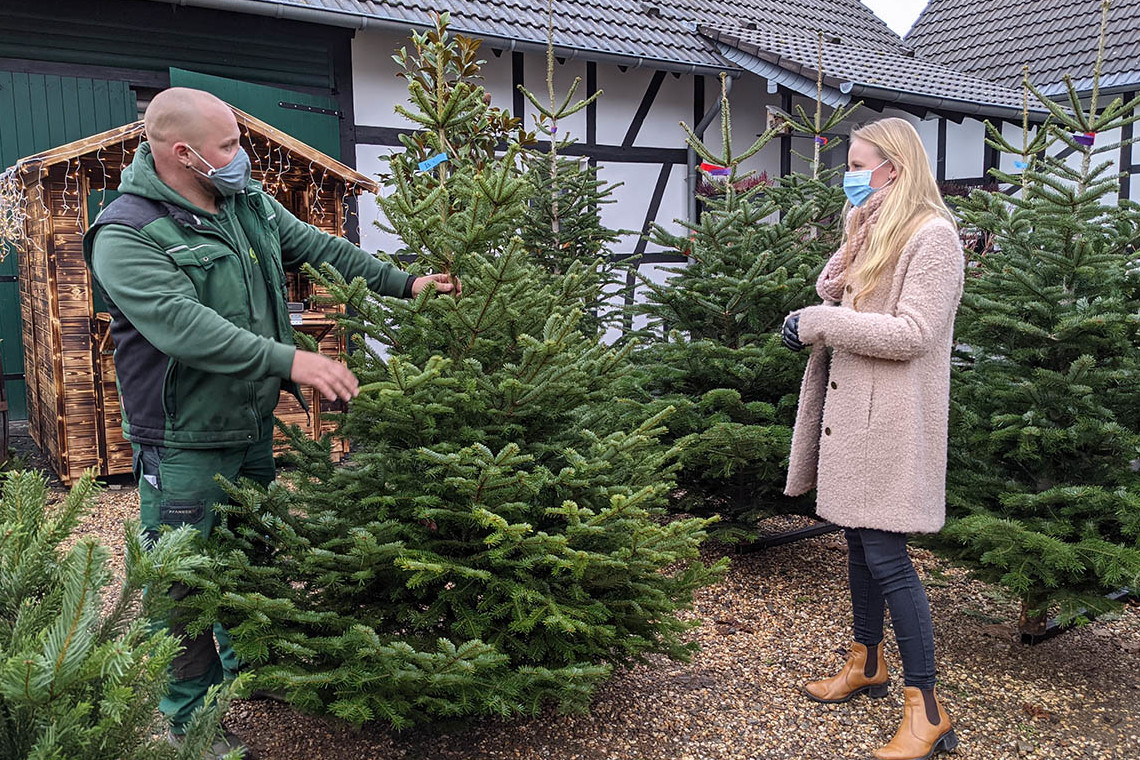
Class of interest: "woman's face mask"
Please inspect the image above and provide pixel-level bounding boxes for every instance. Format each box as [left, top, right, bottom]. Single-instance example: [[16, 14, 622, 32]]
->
[[843, 159, 891, 207], [187, 144, 252, 196]]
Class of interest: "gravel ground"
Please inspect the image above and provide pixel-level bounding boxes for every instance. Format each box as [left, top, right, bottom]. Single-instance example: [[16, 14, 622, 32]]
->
[[12, 423, 1139, 760]]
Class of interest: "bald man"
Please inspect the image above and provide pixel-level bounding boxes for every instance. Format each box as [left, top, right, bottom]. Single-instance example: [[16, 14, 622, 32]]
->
[[82, 88, 456, 757]]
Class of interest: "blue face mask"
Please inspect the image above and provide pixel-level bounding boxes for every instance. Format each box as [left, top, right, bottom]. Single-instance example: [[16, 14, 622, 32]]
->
[[188, 145, 251, 196], [843, 159, 890, 207]]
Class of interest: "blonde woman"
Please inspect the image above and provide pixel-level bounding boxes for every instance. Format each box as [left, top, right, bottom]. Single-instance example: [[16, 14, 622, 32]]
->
[[781, 117, 964, 760]]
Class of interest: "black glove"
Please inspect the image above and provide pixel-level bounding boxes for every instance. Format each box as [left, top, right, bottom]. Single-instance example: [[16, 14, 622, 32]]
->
[[782, 313, 804, 351]]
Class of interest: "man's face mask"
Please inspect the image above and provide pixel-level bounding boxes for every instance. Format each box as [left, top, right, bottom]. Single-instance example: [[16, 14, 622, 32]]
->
[[843, 159, 891, 207], [187, 144, 251, 197]]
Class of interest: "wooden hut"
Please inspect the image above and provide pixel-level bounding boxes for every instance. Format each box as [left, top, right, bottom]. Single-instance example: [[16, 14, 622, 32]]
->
[[10, 106, 374, 484]]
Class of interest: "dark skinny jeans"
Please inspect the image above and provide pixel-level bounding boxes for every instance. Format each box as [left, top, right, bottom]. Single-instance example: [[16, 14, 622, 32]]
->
[[845, 528, 937, 689]]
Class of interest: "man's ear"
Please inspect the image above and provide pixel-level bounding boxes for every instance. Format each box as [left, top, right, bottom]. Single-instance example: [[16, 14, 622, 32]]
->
[[169, 141, 190, 167]]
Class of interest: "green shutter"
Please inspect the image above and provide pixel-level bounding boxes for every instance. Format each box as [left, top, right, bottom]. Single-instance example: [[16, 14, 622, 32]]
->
[[0, 3, 338, 92], [169, 68, 342, 160], [0, 72, 136, 420]]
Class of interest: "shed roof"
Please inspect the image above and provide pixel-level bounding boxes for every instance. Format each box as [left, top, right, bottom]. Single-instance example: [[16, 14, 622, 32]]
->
[[906, 0, 1140, 95], [15, 103, 377, 192]]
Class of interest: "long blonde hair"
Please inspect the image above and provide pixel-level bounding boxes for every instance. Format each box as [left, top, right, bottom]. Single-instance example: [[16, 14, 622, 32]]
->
[[846, 118, 955, 309]]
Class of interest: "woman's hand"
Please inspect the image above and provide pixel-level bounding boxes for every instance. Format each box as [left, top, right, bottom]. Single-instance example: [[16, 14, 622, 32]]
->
[[782, 313, 804, 351]]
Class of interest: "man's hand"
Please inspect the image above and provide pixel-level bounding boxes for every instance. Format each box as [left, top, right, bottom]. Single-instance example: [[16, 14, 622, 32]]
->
[[411, 273, 462, 296], [290, 350, 359, 401]]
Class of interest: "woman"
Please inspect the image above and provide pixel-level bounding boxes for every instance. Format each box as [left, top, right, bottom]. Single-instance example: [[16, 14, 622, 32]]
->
[[781, 117, 963, 760]]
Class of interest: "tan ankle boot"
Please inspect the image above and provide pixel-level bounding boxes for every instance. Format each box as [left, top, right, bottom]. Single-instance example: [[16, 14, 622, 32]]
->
[[801, 641, 889, 703], [874, 686, 958, 759]]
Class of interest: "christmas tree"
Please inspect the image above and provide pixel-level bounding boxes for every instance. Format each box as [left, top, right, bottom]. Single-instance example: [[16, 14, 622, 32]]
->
[[517, 2, 630, 339], [944, 3, 1140, 633], [191, 13, 725, 728], [630, 70, 857, 540], [0, 470, 235, 759]]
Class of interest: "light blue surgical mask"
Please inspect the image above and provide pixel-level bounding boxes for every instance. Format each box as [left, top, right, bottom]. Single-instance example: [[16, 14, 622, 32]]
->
[[843, 159, 890, 207], [187, 145, 251, 196]]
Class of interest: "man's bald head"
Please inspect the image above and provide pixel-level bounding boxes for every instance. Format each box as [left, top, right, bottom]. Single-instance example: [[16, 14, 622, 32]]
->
[[143, 87, 243, 212], [145, 87, 235, 147]]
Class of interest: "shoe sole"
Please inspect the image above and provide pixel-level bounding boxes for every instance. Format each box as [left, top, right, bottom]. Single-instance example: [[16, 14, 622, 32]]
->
[[800, 680, 890, 704], [873, 728, 959, 760]]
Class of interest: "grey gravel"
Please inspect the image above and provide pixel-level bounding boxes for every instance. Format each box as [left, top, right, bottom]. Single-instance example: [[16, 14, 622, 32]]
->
[[18, 409, 1132, 760]]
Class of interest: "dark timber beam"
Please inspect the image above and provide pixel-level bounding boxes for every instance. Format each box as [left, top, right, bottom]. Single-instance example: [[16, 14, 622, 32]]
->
[[586, 61, 597, 148], [780, 89, 792, 178], [623, 70, 667, 148], [330, 32, 360, 244], [512, 52, 524, 120], [1120, 93, 1135, 201], [354, 126, 687, 163], [936, 118, 947, 183], [633, 162, 673, 258]]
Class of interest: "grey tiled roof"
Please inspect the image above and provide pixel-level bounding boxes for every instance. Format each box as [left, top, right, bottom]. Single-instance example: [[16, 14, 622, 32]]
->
[[905, 0, 1140, 92], [702, 23, 1029, 116], [171, 1, 1028, 114], [233, 0, 906, 71]]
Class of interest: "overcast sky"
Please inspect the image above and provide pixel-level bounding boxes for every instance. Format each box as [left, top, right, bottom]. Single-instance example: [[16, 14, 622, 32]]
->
[[862, 0, 929, 36]]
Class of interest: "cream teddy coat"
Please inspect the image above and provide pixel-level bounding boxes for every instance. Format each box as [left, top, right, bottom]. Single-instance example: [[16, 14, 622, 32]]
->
[[784, 216, 964, 533]]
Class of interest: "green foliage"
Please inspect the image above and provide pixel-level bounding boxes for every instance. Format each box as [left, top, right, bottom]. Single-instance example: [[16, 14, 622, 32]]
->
[[516, 12, 630, 338], [191, 13, 725, 729], [629, 76, 856, 538], [0, 470, 233, 759], [941, 16, 1140, 628]]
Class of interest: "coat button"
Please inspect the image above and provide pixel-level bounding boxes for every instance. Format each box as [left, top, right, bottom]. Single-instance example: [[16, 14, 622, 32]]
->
[[824, 427, 831, 436], [830, 381, 838, 389], [845, 284, 853, 293]]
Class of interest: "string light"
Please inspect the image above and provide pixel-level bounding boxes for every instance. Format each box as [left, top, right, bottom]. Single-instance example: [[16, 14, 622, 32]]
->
[[95, 146, 108, 207], [1, 120, 373, 270]]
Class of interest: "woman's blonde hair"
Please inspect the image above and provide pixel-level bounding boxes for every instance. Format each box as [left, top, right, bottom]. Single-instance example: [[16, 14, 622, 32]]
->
[[846, 117, 955, 309]]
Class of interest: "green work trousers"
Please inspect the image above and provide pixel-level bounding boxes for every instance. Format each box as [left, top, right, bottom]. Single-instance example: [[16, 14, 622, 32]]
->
[[134, 422, 275, 733]]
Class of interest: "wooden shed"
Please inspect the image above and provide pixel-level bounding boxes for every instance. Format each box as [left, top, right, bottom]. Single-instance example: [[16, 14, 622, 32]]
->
[[7, 105, 375, 484]]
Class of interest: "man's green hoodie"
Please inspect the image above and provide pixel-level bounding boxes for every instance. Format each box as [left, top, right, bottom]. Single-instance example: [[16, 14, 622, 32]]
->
[[83, 142, 412, 449]]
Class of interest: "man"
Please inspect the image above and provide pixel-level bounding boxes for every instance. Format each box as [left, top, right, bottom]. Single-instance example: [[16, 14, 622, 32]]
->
[[83, 87, 456, 758]]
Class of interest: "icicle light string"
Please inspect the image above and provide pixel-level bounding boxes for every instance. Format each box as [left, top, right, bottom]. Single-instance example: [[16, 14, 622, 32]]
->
[[2, 128, 360, 265], [95, 146, 108, 205], [0, 167, 30, 260]]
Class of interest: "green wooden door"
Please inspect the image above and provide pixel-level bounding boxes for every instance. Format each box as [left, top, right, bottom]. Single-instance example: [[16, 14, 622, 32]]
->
[[0, 72, 136, 420], [169, 68, 341, 159]]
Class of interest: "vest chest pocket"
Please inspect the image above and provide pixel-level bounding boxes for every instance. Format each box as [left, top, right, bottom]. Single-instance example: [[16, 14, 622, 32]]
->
[[165, 244, 248, 324]]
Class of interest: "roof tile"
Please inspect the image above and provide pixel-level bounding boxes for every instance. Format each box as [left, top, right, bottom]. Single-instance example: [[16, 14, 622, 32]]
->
[[906, 0, 1140, 90]]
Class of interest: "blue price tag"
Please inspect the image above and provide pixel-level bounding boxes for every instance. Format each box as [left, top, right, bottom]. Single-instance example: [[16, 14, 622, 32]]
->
[[1014, 160, 1028, 170], [418, 152, 449, 172]]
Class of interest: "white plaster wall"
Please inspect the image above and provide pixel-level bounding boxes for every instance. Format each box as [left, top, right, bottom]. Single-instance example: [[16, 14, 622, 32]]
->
[[354, 144, 401, 257], [703, 75, 784, 181], [521, 55, 587, 141], [909, 116, 940, 175], [1133, 105, 1140, 167], [352, 29, 417, 129], [943, 118, 986, 180], [593, 64, 656, 146], [633, 70, 692, 149], [598, 162, 690, 253]]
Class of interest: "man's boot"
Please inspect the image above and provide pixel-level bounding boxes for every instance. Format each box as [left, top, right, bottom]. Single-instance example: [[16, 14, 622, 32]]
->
[[168, 726, 257, 759], [801, 641, 889, 703], [874, 686, 958, 759]]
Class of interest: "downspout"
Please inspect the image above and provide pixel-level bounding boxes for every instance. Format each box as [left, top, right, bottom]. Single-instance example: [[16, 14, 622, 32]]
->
[[687, 75, 732, 225]]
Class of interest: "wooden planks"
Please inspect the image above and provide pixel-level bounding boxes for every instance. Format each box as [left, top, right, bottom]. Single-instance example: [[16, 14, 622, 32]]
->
[[17, 120, 366, 483]]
